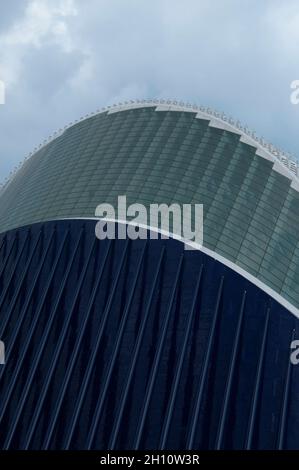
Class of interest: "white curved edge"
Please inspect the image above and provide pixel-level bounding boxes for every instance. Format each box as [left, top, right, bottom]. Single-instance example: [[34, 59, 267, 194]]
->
[[198, 114, 298, 184], [1, 99, 298, 196], [40, 216, 299, 320]]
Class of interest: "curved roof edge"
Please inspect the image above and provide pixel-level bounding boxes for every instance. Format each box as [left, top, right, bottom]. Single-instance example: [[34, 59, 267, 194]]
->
[[1, 99, 298, 196], [34, 216, 299, 319]]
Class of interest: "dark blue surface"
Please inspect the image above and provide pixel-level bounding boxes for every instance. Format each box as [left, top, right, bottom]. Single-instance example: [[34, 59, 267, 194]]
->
[[0, 220, 298, 450]]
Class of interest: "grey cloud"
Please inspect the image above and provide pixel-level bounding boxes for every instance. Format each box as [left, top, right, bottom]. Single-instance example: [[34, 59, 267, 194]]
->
[[0, 0, 29, 29], [0, 0, 299, 181]]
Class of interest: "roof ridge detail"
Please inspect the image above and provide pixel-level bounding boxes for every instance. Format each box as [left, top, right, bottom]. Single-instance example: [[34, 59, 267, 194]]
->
[[1, 99, 298, 194]]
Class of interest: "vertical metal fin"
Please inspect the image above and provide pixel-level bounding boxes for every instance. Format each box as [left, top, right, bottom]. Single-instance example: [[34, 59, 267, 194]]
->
[[133, 254, 184, 450], [86, 243, 147, 449], [24, 238, 97, 448], [2, 228, 84, 449], [0, 229, 55, 375], [0, 230, 42, 337], [0, 229, 69, 420], [245, 308, 270, 450], [108, 247, 165, 450], [187, 276, 224, 450], [0, 231, 30, 314], [41, 240, 112, 449], [215, 290, 247, 449], [277, 328, 295, 450], [63, 240, 130, 450], [159, 264, 204, 449]]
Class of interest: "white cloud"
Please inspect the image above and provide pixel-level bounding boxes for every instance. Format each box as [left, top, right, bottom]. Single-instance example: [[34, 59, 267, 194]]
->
[[265, 1, 299, 59], [0, 0, 78, 86]]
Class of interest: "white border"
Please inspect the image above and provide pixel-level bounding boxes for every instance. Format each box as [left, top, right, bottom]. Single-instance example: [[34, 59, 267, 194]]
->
[[51, 217, 299, 319]]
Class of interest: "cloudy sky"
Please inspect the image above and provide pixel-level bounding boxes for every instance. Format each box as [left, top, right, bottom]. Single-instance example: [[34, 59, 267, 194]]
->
[[0, 0, 299, 181]]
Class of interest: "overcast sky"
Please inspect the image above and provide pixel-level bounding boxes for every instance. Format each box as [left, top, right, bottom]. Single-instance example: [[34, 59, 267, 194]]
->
[[0, 0, 299, 181]]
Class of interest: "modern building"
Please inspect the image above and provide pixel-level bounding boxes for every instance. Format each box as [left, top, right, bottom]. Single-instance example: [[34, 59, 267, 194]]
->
[[0, 100, 299, 449]]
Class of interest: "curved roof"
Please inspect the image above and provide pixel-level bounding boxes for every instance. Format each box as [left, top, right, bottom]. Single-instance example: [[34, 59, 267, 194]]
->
[[0, 101, 299, 311], [2, 100, 298, 194]]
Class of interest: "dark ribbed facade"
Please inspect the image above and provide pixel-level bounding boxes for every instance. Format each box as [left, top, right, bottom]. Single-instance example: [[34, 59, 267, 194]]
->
[[0, 102, 298, 449], [0, 220, 298, 450]]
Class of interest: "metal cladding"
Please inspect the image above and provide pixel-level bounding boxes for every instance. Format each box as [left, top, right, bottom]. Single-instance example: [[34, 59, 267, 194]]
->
[[0, 220, 298, 450], [0, 104, 298, 309], [0, 103, 299, 450]]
